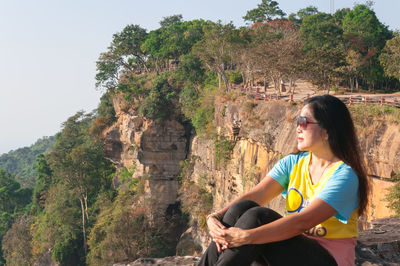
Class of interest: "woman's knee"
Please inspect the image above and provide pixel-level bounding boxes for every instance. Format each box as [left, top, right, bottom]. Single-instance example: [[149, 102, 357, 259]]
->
[[222, 200, 260, 227], [235, 207, 282, 229], [225, 200, 259, 217]]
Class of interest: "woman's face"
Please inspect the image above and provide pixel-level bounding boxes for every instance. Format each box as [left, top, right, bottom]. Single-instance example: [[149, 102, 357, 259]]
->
[[296, 104, 328, 152]]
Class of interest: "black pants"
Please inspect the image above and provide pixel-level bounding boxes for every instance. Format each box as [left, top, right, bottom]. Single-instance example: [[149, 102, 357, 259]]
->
[[198, 200, 337, 266]]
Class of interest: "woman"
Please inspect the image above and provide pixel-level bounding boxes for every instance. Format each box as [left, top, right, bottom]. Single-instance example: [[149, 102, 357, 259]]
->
[[199, 95, 369, 266]]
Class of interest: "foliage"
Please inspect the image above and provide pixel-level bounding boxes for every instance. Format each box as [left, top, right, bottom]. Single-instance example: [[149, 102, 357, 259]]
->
[[29, 111, 115, 265], [214, 135, 236, 166], [87, 189, 180, 265], [228, 70, 243, 84], [300, 13, 344, 91], [0, 170, 32, 264], [0, 136, 55, 188], [2, 215, 32, 266], [380, 34, 400, 81], [252, 20, 303, 92], [139, 75, 178, 122], [31, 154, 52, 215], [243, 0, 286, 23], [31, 183, 84, 265], [179, 179, 213, 230], [349, 104, 400, 126], [95, 24, 148, 91], [386, 173, 400, 216], [342, 4, 393, 89], [193, 21, 239, 91], [288, 6, 319, 28], [97, 90, 116, 123]]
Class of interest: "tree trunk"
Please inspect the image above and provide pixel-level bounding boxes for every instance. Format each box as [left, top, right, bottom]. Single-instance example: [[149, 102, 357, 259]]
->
[[218, 73, 222, 89], [264, 77, 268, 92], [350, 77, 354, 93], [84, 194, 89, 223], [80, 197, 87, 255], [221, 72, 230, 92]]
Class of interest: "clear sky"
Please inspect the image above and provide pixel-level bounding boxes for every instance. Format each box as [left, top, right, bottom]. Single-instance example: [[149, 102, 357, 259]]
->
[[0, 0, 399, 155]]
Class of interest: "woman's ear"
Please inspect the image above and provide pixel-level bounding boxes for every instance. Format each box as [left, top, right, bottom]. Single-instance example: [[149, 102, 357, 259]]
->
[[322, 128, 329, 142]]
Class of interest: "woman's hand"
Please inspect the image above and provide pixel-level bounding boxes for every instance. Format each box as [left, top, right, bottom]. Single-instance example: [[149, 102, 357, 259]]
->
[[207, 216, 228, 252], [221, 227, 252, 248]]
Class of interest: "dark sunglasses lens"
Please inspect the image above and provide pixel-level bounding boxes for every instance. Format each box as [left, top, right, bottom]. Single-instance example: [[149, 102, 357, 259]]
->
[[297, 116, 307, 128]]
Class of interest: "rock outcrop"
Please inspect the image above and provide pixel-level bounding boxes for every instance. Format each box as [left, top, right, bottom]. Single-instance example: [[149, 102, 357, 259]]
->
[[103, 94, 189, 212]]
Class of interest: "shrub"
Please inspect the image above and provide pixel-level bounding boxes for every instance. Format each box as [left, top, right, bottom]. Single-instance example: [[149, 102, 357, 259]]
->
[[192, 105, 215, 134], [214, 136, 235, 167], [139, 76, 178, 122], [87, 191, 176, 265], [386, 173, 400, 217], [228, 70, 243, 85]]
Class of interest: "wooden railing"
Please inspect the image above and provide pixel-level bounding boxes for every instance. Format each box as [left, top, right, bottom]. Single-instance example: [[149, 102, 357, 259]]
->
[[235, 86, 400, 108]]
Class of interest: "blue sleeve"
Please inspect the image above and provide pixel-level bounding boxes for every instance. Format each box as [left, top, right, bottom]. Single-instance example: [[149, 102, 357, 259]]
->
[[267, 154, 296, 191], [317, 165, 359, 224]]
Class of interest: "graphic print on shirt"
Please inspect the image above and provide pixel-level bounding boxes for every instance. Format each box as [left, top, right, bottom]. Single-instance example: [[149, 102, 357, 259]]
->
[[287, 187, 329, 236]]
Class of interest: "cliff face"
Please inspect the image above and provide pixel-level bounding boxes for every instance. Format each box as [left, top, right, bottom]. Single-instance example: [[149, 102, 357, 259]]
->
[[103, 94, 188, 212], [103, 93, 399, 252]]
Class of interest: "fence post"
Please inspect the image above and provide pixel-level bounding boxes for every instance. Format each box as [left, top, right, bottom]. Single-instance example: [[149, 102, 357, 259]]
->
[[255, 93, 259, 100], [289, 94, 293, 103], [277, 94, 280, 100], [365, 97, 369, 105], [349, 96, 353, 106], [380, 97, 385, 106]]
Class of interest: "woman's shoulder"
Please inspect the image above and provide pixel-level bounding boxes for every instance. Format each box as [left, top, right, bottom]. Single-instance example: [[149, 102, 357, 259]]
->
[[331, 162, 359, 183], [276, 151, 309, 170], [284, 151, 309, 162]]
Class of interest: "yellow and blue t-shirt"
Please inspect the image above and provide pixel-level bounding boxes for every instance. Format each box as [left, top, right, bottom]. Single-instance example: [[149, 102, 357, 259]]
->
[[267, 151, 359, 239]]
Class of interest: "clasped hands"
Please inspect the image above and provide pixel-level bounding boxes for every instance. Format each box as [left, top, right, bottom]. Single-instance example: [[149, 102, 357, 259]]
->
[[207, 216, 251, 252]]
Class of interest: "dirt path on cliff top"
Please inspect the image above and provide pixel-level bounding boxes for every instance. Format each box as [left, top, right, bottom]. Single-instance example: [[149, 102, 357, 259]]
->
[[262, 80, 400, 103]]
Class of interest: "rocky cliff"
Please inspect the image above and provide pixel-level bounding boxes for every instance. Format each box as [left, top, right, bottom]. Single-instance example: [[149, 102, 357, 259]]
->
[[104, 92, 399, 262]]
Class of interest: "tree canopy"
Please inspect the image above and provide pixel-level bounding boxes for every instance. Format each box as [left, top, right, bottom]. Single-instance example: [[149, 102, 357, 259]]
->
[[243, 0, 286, 23]]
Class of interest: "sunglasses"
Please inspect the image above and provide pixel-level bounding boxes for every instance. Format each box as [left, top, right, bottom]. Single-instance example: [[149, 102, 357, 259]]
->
[[297, 116, 318, 129]]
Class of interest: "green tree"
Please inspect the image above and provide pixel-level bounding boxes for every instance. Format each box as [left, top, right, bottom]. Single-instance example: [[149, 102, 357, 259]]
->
[[251, 21, 303, 93], [142, 20, 207, 73], [159, 14, 183, 28], [31, 154, 53, 214], [139, 75, 178, 121], [342, 4, 392, 90], [31, 183, 84, 266], [194, 21, 239, 91], [380, 34, 400, 81], [243, 0, 286, 23], [300, 13, 344, 91], [47, 112, 115, 258], [2, 215, 32, 266], [288, 6, 319, 28], [95, 24, 148, 91], [0, 170, 32, 264]]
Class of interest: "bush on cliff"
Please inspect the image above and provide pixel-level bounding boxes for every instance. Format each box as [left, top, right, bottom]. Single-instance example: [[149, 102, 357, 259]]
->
[[87, 189, 176, 265]]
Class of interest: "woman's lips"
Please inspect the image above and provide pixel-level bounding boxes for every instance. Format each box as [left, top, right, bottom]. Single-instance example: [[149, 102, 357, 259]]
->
[[298, 137, 304, 141]]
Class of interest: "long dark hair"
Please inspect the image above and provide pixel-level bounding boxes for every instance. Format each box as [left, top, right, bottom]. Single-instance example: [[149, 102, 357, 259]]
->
[[304, 95, 370, 216]]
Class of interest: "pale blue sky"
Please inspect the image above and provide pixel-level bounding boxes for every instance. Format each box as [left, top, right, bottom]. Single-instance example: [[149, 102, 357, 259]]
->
[[0, 0, 399, 154]]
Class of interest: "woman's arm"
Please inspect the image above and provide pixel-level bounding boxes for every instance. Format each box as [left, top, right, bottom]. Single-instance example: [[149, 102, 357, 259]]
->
[[220, 198, 337, 248]]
